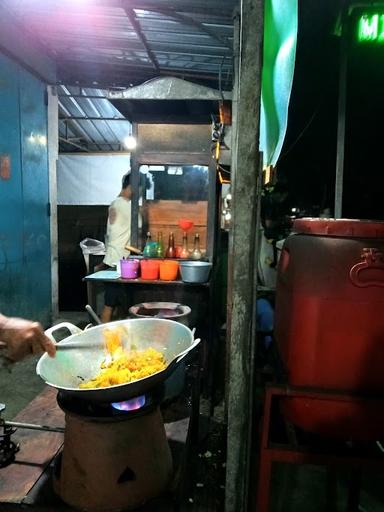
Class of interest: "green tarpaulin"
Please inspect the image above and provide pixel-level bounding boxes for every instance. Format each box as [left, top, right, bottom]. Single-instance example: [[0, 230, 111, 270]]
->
[[260, 0, 298, 167]]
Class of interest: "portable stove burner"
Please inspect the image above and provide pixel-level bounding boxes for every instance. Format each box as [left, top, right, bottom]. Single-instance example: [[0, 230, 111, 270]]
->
[[54, 387, 172, 512], [0, 403, 20, 468], [56, 384, 164, 420], [111, 395, 146, 411]]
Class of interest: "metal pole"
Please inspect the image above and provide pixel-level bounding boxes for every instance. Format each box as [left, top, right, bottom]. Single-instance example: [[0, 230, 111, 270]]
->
[[59, 116, 128, 121], [47, 86, 59, 320], [225, 0, 265, 510], [4, 421, 64, 433], [59, 136, 90, 152], [334, 5, 349, 218], [130, 123, 140, 249]]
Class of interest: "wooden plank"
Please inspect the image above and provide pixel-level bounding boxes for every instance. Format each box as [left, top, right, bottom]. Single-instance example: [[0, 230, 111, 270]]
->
[[84, 276, 209, 286], [0, 386, 64, 503], [147, 200, 208, 225], [137, 125, 211, 155], [225, 0, 265, 511], [146, 200, 208, 249]]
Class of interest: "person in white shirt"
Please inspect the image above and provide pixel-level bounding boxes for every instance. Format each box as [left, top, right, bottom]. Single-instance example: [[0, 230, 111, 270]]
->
[[103, 173, 132, 267], [99, 173, 133, 323]]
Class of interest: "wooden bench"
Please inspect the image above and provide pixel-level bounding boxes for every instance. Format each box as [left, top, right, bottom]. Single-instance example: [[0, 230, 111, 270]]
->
[[0, 386, 64, 504]]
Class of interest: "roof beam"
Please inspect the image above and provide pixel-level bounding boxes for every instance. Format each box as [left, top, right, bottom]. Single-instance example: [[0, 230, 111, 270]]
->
[[59, 137, 89, 152], [57, 60, 229, 89], [59, 116, 129, 121], [94, 0, 234, 17], [46, 36, 230, 55], [149, 8, 232, 48], [124, 7, 160, 72]]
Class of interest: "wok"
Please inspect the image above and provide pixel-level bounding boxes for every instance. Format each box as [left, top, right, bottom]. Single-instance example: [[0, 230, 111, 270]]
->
[[37, 318, 200, 403]]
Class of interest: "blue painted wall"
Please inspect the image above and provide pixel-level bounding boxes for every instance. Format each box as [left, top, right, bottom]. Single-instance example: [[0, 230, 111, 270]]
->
[[0, 52, 51, 325]]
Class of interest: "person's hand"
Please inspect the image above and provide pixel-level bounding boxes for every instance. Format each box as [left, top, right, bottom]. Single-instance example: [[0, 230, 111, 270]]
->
[[0, 315, 56, 362], [94, 262, 108, 272]]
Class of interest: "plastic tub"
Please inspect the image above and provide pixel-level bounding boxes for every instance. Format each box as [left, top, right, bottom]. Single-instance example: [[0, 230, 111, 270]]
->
[[159, 260, 179, 281], [180, 261, 212, 283], [140, 259, 160, 280], [120, 258, 140, 279]]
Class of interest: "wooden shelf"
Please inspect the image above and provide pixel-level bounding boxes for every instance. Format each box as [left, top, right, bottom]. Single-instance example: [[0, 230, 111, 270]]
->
[[84, 276, 210, 286]]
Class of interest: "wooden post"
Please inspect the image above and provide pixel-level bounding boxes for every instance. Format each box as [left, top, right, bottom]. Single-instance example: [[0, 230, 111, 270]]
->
[[225, 0, 265, 511]]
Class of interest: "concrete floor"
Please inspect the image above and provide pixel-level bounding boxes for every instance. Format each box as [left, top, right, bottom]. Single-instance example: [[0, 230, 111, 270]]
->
[[2, 312, 384, 511]]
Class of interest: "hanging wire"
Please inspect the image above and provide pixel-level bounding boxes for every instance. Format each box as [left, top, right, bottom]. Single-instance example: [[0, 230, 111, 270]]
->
[[279, 108, 319, 160]]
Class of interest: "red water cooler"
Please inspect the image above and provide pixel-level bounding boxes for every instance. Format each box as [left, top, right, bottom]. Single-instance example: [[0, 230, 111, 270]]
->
[[275, 218, 384, 440]]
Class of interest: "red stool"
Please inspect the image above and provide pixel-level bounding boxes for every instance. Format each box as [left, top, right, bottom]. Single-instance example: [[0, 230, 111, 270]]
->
[[256, 385, 384, 512]]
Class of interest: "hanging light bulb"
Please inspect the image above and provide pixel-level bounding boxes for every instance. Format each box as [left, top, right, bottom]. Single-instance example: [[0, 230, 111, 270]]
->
[[123, 135, 137, 150]]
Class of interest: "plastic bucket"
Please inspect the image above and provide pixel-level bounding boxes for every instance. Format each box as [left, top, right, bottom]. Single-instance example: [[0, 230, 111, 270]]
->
[[140, 259, 160, 280], [120, 259, 140, 279], [159, 260, 179, 281]]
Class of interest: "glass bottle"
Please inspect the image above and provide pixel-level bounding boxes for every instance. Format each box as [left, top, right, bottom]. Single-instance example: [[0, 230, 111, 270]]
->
[[191, 233, 202, 260], [143, 231, 152, 257], [156, 231, 164, 258], [165, 232, 176, 258], [180, 232, 189, 259]]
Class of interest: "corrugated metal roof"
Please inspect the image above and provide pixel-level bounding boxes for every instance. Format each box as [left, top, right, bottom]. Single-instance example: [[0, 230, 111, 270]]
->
[[2, 0, 236, 151], [58, 85, 131, 152], [3, 0, 236, 90]]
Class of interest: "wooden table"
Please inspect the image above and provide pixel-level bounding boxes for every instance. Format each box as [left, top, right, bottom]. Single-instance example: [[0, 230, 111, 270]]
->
[[0, 386, 64, 504], [83, 273, 211, 328]]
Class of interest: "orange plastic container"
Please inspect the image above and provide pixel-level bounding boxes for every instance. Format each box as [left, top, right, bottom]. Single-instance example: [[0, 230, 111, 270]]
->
[[159, 260, 179, 281], [140, 259, 160, 280]]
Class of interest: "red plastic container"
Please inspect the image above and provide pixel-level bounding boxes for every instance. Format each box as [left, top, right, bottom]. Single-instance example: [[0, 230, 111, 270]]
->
[[275, 218, 384, 439], [140, 259, 159, 280]]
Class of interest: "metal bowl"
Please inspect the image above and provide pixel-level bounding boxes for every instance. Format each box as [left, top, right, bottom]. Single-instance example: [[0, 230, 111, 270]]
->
[[179, 261, 212, 283]]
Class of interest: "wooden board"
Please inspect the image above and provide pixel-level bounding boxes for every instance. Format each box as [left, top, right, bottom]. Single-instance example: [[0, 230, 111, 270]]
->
[[147, 200, 207, 226], [146, 200, 208, 249], [0, 386, 64, 503], [84, 275, 209, 286]]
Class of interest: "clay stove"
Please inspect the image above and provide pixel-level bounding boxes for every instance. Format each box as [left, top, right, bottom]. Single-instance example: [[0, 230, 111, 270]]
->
[[54, 388, 173, 512]]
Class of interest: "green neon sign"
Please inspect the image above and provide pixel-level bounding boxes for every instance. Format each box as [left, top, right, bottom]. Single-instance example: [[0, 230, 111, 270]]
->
[[358, 13, 384, 43]]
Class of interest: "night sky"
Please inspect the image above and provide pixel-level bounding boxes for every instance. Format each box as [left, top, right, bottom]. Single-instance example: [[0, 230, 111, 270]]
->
[[277, 0, 384, 221]]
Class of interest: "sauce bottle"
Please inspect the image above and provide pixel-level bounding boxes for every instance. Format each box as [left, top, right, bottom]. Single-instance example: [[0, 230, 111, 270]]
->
[[191, 233, 202, 260], [180, 232, 189, 259], [143, 231, 152, 257], [165, 232, 176, 258], [156, 231, 164, 258]]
